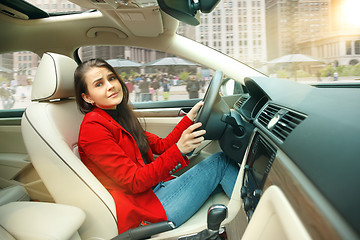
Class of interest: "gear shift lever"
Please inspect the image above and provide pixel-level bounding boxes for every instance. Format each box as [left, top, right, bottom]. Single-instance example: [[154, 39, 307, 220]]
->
[[207, 204, 227, 232], [180, 204, 228, 240]]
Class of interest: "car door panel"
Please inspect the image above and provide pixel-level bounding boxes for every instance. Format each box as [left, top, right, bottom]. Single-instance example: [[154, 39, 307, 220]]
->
[[133, 99, 198, 138], [0, 111, 52, 202], [0, 113, 29, 189]]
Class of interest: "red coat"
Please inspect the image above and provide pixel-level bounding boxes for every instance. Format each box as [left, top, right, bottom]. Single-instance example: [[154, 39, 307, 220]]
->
[[78, 107, 191, 234]]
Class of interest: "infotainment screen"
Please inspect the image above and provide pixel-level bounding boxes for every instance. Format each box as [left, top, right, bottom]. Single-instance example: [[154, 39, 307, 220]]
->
[[247, 134, 276, 188], [242, 133, 277, 219]]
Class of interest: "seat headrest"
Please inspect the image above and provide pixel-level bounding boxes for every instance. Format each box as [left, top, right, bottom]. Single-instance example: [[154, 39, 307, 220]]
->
[[31, 52, 78, 101]]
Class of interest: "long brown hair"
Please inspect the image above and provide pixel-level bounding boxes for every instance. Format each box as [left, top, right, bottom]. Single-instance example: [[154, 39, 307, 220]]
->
[[74, 59, 149, 159]]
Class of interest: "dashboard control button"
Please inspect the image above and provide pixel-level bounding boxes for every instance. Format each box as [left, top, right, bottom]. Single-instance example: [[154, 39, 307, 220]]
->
[[241, 186, 247, 199], [243, 197, 252, 211], [253, 189, 262, 198]]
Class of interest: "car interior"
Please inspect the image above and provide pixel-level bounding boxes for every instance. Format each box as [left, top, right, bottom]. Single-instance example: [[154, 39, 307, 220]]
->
[[0, 0, 359, 240]]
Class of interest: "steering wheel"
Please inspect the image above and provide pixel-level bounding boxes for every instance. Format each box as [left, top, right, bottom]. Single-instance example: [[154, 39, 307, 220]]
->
[[194, 70, 228, 140]]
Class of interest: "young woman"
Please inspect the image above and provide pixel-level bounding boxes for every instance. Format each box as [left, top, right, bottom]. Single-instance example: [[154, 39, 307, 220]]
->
[[74, 58, 239, 234]]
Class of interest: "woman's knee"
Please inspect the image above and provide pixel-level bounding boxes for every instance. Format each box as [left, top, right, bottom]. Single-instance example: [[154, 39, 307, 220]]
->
[[211, 152, 232, 165]]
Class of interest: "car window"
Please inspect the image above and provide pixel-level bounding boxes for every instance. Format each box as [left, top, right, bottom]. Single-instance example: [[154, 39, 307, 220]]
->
[[0, 51, 39, 110], [78, 46, 213, 103]]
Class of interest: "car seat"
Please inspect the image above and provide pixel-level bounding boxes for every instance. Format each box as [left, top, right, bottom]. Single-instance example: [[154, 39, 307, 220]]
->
[[21, 52, 118, 239]]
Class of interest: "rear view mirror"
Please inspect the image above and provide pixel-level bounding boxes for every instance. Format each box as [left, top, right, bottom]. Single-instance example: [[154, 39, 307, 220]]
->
[[157, 0, 220, 26]]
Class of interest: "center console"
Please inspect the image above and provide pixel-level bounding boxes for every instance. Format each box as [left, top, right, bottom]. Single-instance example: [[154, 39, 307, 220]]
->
[[241, 132, 277, 219]]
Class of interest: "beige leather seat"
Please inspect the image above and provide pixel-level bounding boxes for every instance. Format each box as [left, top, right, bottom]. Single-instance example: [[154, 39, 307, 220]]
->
[[0, 201, 85, 240], [21, 52, 118, 239], [21, 52, 229, 240]]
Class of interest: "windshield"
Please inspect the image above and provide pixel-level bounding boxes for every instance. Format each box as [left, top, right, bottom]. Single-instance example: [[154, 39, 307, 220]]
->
[[27, 0, 360, 86], [1, 0, 360, 111], [176, 0, 360, 85]]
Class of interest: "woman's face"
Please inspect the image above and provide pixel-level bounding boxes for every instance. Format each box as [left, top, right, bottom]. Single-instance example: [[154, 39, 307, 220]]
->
[[81, 67, 123, 110]]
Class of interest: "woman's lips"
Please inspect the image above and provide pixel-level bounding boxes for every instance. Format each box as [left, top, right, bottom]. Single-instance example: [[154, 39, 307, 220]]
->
[[108, 92, 118, 98]]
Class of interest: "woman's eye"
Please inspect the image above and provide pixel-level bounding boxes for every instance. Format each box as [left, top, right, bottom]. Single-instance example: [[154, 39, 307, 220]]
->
[[109, 76, 116, 81], [95, 82, 102, 87]]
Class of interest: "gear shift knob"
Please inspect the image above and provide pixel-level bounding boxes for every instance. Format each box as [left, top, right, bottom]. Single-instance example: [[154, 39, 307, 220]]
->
[[207, 204, 227, 231]]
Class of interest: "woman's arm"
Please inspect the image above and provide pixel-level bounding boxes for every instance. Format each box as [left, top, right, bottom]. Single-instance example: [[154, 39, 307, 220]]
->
[[146, 115, 193, 155], [147, 101, 204, 155], [79, 118, 188, 194]]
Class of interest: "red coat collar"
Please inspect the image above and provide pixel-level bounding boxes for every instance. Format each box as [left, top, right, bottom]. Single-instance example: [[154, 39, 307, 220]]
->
[[90, 107, 150, 166]]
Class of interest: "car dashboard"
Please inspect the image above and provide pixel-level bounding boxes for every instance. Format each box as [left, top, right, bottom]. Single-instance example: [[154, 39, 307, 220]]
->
[[222, 76, 360, 239]]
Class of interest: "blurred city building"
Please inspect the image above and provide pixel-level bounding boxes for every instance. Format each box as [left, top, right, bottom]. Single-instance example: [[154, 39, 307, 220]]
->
[[298, 0, 360, 66], [266, 0, 360, 67], [186, 0, 267, 69]]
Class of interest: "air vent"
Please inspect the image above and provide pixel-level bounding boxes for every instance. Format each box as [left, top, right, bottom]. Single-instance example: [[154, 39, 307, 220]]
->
[[257, 104, 281, 127], [234, 96, 248, 109], [258, 104, 306, 141]]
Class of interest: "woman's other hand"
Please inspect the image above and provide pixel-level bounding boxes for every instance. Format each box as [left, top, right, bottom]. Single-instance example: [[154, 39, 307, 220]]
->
[[177, 122, 206, 155], [186, 101, 204, 121]]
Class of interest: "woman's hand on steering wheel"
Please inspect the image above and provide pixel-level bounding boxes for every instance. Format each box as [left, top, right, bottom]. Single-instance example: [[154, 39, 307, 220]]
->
[[186, 101, 204, 121], [177, 122, 206, 155]]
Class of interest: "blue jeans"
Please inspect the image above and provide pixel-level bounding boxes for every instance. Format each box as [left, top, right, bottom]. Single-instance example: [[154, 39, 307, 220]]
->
[[153, 152, 239, 227]]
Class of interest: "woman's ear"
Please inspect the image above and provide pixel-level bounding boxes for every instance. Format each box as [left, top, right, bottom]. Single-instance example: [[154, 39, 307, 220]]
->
[[81, 93, 94, 105]]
